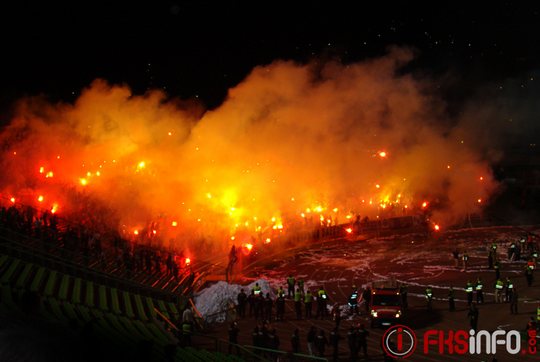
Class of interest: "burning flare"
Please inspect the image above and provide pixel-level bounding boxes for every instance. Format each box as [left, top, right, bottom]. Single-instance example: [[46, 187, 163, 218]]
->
[[0, 48, 497, 253]]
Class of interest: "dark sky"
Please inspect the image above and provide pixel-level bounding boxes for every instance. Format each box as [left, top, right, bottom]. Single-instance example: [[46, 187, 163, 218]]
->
[[1, 1, 539, 114]]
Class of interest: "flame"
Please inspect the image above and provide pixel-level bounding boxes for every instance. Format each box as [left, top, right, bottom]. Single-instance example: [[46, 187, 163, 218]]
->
[[434, 224, 440, 231], [37, 195, 44, 202], [185, 257, 191, 265], [0, 50, 498, 255], [345, 227, 353, 234]]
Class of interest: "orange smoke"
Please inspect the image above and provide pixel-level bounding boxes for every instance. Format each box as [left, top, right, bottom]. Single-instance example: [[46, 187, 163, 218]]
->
[[0, 48, 497, 252]]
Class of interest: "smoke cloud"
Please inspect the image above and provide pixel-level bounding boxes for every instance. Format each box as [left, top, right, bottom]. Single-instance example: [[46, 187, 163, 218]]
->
[[0, 48, 497, 252]]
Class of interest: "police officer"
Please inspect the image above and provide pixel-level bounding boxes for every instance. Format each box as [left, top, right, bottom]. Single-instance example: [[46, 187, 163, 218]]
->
[[287, 275, 296, 298], [294, 288, 303, 319], [494, 278, 504, 303], [348, 287, 359, 315], [465, 280, 474, 306], [277, 285, 285, 298], [494, 260, 501, 280], [525, 263, 534, 287], [448, 286, 455, 311], [252, 282, 262, 296], [304, 290, 313, 319], [425, 286, 433, 310], [505, 277, 514, 303], [475, 278, 484, 304], [298, 278, 305, 294], [316, 286, 328, 319]]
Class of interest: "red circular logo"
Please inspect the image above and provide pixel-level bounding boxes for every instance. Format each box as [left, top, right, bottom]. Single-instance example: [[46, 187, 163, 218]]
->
[[382, 324, 417, 359]]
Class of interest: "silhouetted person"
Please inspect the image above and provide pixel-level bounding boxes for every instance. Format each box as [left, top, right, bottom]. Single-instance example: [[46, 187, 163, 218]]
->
[[228, 322, 240, 354], [468, 303, 479, 331], [237, 289, 247, 318], [315, 329, 328, 357], [307, 326, 316, 356], [329, 327, 341, 361], [291, 328, 300, 354], [357, 323, 369, 358], [347, 326, 359, 362], [510, 288, 519, 314]]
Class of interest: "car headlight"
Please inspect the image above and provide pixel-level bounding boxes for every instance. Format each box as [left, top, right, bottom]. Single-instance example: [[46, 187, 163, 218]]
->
[[395, 313, 400, 318]]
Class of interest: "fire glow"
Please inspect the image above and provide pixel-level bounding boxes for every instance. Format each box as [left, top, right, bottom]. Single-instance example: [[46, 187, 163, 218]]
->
[[0, 49, 497, 253]]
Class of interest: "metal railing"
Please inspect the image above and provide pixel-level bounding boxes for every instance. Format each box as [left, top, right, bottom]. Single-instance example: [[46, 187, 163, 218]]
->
[[0, 232, 185, 302]]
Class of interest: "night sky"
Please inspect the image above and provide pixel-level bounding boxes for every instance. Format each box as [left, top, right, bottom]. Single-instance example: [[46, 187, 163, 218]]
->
[[1, 1, 539, 125]]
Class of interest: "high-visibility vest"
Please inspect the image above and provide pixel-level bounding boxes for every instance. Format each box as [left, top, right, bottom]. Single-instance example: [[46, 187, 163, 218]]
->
[[506, 280, 514, 289], [287, 277, 295, 286], [466, 284, 473, 293], [527, 261, 535, 270], [304, 293, 313, 303], [426, 289, 433, 298], [475, 282, 483, 291], [294, 291, 302, 302], [495, 280, 504, 290], [277, 288, 285, 297], [253, 285, 261, 295], [182, 323, 192, 335], [537, 306, 540, 321], [318, 289, 327, 299], [463, 254, 469, 261]]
